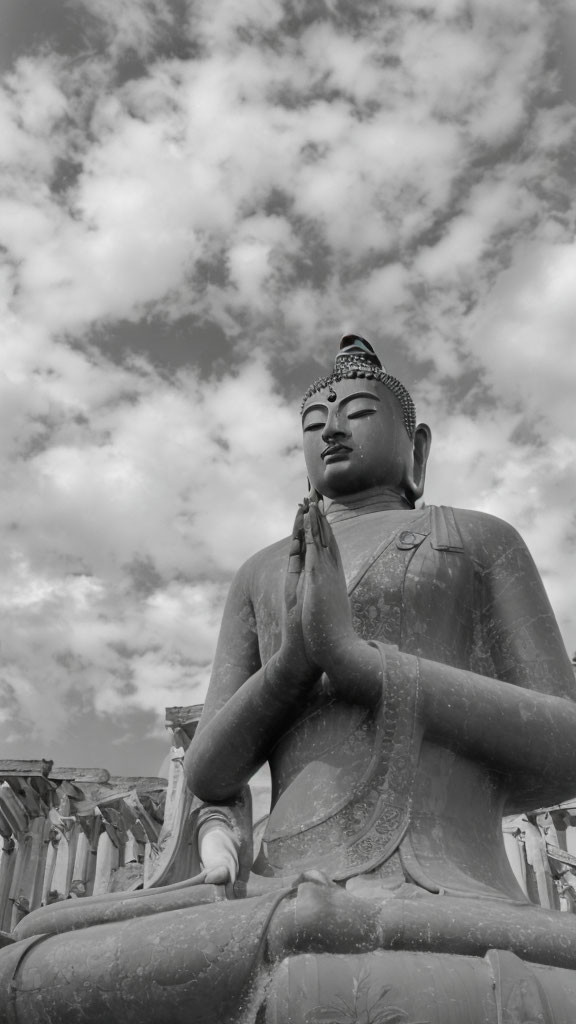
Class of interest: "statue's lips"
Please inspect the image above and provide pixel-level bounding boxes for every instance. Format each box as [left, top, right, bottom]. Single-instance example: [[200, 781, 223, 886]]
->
[[322, 445, 352, 463]]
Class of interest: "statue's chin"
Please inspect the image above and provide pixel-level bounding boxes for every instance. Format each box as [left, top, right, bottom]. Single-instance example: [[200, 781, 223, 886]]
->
[[311, 460, 409, 503]]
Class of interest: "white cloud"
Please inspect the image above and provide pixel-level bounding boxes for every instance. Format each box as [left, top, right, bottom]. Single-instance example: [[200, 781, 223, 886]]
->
[[2, 0, 570, 347], [0, 313, 303, 743], [421, 378, 576, 654], [2, 0, 576, 759], [474, 242, 576, 432]]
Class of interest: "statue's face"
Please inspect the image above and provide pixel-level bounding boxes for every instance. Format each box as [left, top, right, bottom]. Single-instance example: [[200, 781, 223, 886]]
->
[[302, 377, 413, 500]]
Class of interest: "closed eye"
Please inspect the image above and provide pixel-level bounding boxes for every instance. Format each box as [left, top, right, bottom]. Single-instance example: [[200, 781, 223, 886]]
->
[[347, 409, 377, 419], [303, 422, 326, 432]]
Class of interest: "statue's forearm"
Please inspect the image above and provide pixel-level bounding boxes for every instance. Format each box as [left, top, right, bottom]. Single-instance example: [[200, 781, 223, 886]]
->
[[185, 653, 316, 803], [417, 652, 576, 793], [326, 635, 576, 798]]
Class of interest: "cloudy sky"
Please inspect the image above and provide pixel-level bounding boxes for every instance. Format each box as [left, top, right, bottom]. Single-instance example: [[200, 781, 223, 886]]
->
[[1, 0, 576, 779]]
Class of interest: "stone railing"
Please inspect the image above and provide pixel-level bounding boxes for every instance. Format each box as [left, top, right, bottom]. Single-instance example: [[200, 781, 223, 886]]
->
[[0, 761, 166, 933]]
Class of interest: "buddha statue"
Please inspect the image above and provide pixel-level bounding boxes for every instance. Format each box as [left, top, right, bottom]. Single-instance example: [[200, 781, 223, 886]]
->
[[3, 336, 576, 1023]]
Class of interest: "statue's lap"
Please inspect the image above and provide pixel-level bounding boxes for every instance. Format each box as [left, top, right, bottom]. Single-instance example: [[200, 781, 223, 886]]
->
[[7, 879, 576, 1024], [265, 949, 576, 1024]]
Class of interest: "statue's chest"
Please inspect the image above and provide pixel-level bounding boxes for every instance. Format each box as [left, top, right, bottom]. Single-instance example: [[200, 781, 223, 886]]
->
[[332, 512, 414, 587], [335, 514, 420, 649], [334, 511, 477, 666]]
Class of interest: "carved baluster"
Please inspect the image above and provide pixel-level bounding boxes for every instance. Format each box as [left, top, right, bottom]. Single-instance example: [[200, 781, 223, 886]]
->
[[523, 818, 559, 909], [565, 811, 576, 860], [49, 828, 71, 903], [502, 816, 528, 897], [92, 817, 119, 895], [0, 809, 15, 932], [70, 830, 92, 898], [21, 817, 51, 913], [41, 829, 59, 906]]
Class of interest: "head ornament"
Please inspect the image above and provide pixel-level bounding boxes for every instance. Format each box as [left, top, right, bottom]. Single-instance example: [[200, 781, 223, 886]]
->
[[301, 335, 416, 439]]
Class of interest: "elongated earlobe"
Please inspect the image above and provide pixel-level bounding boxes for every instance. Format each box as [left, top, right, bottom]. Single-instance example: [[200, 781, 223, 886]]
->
[[404, 423, 432, 505]]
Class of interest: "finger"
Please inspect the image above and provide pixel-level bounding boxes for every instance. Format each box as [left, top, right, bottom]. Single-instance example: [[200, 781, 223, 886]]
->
[[315, 504, 330, 548], [288, 536, 303, 575], [309, 504, 340, 562], [311, 502, 330, 548], [306, 502, 324, 547], [303, 511, 314, 553], [288, 506, 305, 574], [292, 502, 306, 536], [303, 510, 312, 545], [321, 513, 342, 564], [303, 513, 320, 577], [285, 573, 298, 612], [285, 547, 301, 609]]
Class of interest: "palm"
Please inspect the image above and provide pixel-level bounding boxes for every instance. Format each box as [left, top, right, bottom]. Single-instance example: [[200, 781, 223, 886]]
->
[[300, 503, 355, 669], [280, 503, 319, 678]]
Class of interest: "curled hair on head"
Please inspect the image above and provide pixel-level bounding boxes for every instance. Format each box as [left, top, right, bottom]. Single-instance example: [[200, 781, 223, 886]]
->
[[300, 336, 416, 440]]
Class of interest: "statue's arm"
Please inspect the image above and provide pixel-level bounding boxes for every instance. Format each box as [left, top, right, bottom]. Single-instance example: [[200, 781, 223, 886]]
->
[[418, 510, 576, 807], [187, 653, 312, 803], [460, 509, 575, 699], [414, 650, 576, 809], [329, 641, 576, 812], [186, 513, 320, 803]]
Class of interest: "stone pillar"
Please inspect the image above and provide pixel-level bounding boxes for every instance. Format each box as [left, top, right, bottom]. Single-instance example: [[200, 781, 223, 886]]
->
[[0, 835, 16, 932], [523, 820, 558, 910], [124, 835, 144, 864], [70, 830, 92, 897], [503, 828, 527, 897], [92, 828, 119, 895], [41, 833, 59, 906], [20, 817, 50, 913], [49, 833, 68, 901], [49, 826, 79, 902], [9, 831, 31, 929], [565, 824, 576, 859]]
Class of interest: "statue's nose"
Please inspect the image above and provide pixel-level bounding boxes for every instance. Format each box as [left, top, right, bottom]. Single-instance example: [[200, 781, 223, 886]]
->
[[321, 411, 349, 443]]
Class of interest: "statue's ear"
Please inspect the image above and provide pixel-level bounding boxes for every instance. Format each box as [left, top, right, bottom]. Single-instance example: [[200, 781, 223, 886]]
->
[[404, 423, 432, 505]]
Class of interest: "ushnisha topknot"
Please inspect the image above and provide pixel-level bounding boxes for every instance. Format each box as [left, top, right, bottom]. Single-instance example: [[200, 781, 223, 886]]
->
[[301, 335, 417, 440]]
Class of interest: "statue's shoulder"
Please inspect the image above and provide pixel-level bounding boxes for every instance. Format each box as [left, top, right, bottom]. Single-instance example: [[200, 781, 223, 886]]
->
[[446, 506, 528, 563], [232, 534, 292, 590]]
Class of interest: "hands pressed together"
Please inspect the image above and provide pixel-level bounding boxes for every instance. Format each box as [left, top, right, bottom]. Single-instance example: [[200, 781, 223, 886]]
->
[[282, 498, 357, 680]]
